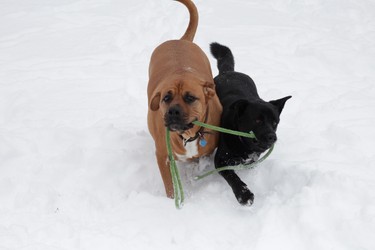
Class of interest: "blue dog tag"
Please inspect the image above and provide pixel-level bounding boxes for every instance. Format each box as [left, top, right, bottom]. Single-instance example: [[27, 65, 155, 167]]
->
[[199, 138, 207, 147]]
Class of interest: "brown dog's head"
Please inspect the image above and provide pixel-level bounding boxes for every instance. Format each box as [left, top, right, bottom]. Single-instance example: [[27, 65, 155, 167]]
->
[[150, 76, 215, 136]]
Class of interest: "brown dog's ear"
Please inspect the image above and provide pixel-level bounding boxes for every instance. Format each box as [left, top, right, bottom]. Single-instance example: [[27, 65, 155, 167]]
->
[[150, 92, 161, 111], [203, 82, 216, 99]]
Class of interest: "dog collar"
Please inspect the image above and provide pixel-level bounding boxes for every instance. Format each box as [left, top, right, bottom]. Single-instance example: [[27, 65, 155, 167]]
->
[[181, 127, 213, 147], [180, 106, 210, 147]]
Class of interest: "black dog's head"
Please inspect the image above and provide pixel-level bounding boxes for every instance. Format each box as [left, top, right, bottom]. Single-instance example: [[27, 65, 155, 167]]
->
[[231, 96, 291, 152]]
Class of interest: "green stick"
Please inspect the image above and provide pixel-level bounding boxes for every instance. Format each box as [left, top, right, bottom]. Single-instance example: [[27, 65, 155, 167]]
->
[[192, 120, 273, 180], [194, 144, 274, 180], [165, 121, 274, 208], [166, 128, 184, 209], [192, 121, 256, 139]]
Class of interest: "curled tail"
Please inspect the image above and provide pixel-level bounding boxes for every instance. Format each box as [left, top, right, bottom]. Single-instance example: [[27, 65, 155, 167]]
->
[[175, 0, 198, 41], [210, 42, 235, 74]]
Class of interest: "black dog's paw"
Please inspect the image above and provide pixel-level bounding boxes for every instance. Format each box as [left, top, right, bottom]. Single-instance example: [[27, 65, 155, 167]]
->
[[233, 185, 254, 206]]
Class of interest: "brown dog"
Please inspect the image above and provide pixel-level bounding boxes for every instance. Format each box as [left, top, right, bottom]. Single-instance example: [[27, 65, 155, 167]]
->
[[147, 0, 222, 198]]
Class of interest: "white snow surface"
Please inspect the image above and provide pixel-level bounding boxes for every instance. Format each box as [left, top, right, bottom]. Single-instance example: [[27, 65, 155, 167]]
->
[[1, 0, 375, 249]]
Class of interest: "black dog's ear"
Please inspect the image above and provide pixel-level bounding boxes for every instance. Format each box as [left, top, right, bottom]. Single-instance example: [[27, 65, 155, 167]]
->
[[230, 99, 249, 117], [269, 96, 292, 114]]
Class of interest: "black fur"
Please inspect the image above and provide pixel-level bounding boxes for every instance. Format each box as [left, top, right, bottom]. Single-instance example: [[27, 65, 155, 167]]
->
[[210, 42, 291, 206], [210, 42, 235, 73]]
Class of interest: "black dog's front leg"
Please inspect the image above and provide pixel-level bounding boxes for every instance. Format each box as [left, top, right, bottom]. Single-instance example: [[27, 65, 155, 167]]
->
[[219, 170, 254, 206], [215, 149, 254, 206]]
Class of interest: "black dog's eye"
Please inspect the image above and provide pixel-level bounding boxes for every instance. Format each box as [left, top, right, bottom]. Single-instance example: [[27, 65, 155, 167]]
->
[[255, 117, 263, 124], [183, 93, 197, 104], [273, 122, 278, 128], [163, 93, 172, 103]]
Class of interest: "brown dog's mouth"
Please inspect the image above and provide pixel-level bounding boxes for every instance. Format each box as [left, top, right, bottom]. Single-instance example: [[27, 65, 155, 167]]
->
[[187, 117, 198, 127], [165, 117, 197, 133], [167, 123, 193, 132], [165, 119, 195, 132]]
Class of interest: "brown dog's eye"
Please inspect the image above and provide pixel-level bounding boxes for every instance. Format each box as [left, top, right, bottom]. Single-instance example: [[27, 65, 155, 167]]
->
[[163, 93, 172, 103], [183, 94, 197, 104]]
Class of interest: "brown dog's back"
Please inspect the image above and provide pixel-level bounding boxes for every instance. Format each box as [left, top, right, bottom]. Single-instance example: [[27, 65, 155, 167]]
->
[[148, 40, 213, 97]]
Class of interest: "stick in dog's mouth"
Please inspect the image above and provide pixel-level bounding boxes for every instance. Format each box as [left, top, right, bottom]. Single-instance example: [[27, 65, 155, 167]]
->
[[187, 117, 198, 128], [165, 120, 195, 133]]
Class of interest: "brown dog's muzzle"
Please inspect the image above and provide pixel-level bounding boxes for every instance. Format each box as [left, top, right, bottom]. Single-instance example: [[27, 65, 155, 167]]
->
[[164, 104, 194, 132]]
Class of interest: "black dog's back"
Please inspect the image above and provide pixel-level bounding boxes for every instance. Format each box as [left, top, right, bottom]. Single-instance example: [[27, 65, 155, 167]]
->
[[210, 43, 260, 102]]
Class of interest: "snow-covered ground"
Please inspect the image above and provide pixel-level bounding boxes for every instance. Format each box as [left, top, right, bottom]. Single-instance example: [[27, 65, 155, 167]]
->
[[1, 0, 375, 249]]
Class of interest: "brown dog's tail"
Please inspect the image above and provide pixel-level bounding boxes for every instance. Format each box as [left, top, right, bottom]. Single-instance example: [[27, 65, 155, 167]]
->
[[175, 0, 198, 41]]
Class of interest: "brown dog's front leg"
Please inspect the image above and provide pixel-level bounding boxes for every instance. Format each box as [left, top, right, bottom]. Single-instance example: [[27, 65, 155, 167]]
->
[[156, 151, 174, 198]]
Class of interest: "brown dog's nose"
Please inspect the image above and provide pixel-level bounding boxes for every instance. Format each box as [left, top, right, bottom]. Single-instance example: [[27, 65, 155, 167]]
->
[[168, 105, 182, 117]]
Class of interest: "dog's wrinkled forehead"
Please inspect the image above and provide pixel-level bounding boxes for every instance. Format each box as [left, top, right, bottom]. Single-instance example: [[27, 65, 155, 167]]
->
[[162, 80, 204, 101]]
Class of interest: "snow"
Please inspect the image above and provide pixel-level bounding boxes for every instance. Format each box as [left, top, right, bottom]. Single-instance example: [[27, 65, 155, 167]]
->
[[1, 0, 375, 249]]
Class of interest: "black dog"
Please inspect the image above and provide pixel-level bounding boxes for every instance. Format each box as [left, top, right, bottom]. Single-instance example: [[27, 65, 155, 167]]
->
[[210, 42, 291, 206]]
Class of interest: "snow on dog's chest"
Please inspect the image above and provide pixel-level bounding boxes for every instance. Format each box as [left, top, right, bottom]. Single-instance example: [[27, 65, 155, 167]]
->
[[176, 141, 198, 162]]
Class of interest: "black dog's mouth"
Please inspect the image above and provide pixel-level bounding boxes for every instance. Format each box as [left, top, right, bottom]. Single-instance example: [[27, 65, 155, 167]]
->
[[242, 137, 273, 152], [255, 142, 272, 151]]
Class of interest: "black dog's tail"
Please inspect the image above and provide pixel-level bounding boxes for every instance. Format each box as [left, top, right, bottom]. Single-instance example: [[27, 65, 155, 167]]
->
[[210, 42, 235, 74]]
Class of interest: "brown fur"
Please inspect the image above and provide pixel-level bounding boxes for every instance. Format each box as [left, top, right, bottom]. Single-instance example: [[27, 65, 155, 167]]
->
[[147, 0, 222, 198]]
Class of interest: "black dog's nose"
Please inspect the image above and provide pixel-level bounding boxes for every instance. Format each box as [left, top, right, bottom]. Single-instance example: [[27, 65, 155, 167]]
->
[[264, 133, 277, 144], [168, 105, 182, 117]]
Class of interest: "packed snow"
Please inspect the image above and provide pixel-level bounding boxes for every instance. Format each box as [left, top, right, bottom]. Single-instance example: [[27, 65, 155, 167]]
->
[[1, 0, 375, 249]]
